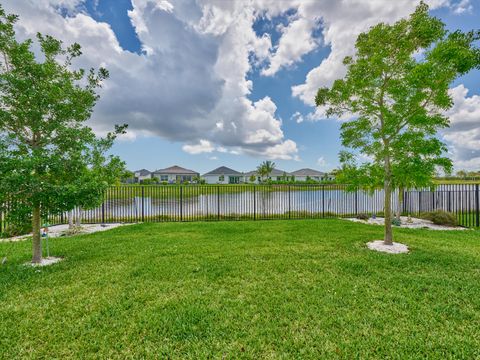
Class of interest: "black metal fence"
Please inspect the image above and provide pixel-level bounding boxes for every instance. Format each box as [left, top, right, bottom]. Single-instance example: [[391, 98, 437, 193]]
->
[[1, 184, 480, 233]]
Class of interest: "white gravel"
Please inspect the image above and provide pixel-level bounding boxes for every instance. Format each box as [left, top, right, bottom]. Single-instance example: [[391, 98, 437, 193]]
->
[[1, 223, 133, 243], [25, 256, 64, 267], [367, 240, 409, 254], [346, 216, 467, 230]]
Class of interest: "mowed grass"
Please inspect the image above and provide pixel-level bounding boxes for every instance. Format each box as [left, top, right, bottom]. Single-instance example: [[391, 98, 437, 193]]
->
[[1, 220, 480, 359]]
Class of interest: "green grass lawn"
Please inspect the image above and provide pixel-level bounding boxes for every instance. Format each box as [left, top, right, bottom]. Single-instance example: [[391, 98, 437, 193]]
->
[[1, 220, 480, 359]]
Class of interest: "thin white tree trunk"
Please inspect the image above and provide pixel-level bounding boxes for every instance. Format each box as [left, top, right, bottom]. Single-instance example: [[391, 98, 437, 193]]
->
[[396, 187, 404, 220], [75, 206, 82, 227], [68, 210, 74, 229]]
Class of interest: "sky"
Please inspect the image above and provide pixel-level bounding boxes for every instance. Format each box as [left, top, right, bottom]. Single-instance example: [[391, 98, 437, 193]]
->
[[4, 0, 480, 174]]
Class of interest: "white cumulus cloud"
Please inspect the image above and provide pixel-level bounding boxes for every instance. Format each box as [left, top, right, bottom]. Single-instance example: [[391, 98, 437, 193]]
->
[[443, 85, 480, 170], [4, 0, 473, 165], [182, 139, 215, 154]]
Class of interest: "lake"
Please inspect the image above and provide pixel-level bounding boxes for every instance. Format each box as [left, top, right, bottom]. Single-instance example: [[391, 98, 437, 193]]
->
[[72, 185, 478, 223]]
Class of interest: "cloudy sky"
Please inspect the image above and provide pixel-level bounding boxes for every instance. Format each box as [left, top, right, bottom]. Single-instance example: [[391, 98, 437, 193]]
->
[[5, 0, 480, 173]]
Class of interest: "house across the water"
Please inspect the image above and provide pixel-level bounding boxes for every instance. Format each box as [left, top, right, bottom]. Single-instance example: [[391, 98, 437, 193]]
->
[[290, 168, 326, 182], [133, 169, 152, 183], [152, 165, 199, 183], [243, 168, 293, 183], [202, 166, 243, 184], [126, 165, 335, 184]]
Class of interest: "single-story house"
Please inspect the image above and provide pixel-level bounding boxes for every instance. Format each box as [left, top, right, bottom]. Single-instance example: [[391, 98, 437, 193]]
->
[[202, 166, 243, 184], [133, 169, 152, 183], [152, 165, 199, 183], [243, 168, 293, 183], [291, 168, 326, 182]]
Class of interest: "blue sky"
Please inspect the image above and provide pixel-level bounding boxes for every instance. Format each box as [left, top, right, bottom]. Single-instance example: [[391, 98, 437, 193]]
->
[[7, 0, 480, 174]]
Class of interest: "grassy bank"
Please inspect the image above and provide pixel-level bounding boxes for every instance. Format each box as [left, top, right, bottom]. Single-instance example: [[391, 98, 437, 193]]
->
[[106, 184, 346, 199], [1, 220, 480, 358]]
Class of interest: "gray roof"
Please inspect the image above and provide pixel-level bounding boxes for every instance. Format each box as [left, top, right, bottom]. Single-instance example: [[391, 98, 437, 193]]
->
[[134, 169, 151, 176], [291, 168, 325, 176], [203, 166, 243, 176], [244, 168, 291, 176], [153, 165, 199, 175]]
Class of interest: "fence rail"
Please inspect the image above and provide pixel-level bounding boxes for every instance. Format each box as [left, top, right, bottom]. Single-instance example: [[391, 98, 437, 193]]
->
[[1, 184, 480, 234]]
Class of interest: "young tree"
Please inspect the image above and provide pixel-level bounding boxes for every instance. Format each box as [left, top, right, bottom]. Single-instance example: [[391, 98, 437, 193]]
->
[[316, 2, 480, 245], [257, 160, 276, 183], [0, 7, 126, 263], [456, 170, 467, 178]]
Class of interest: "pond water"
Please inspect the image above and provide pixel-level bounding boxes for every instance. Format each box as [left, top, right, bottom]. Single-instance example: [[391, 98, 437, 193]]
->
[[73, 186, 476, 222]]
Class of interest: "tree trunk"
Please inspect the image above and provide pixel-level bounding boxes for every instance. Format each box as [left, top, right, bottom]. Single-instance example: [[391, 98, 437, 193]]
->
[[32, 204, 42, 263], [396, 186, 404, 220], [384, 155, 393, 245], [68, 210, 74, 229], [75, 206, 82, 227]]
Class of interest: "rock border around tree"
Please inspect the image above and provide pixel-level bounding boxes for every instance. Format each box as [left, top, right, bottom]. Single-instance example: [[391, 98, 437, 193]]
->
[[367, 240, 409, 254], [25, 256, 64, 267]]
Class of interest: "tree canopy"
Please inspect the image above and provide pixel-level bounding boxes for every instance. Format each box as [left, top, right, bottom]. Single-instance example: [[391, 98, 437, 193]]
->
[[257, 161, 276, 183], [0, 5, 126, 262]]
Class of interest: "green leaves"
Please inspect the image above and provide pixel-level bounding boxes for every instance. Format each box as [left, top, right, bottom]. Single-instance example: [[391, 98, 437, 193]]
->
[[315, 2, 479, 191], [257, 161, 276, 182], [315, 2, 479, 242], [0, 5, 126, 226]]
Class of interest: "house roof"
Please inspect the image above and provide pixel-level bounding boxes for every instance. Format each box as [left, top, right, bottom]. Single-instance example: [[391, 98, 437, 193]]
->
[[153, 165, 199, 175], [203, 166, 243, 176], [134, 169, 151, 176], [244, 168, 291, 176], [291, 168, 325, 176]]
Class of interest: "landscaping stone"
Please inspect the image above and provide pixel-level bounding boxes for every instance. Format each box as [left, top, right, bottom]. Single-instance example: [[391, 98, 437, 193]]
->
[[367, 240, 409, 254], [26, 256, 63, 267], [346, 216, 467, 231], [2, 223, 133, 243]]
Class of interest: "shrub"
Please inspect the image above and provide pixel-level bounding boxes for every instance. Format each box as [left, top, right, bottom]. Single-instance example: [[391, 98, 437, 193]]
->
[[420, 210, 458, 226], [142, 178, 159, 185], [1, 206, 32, 237], [392, 217, 402, 226], [2, 221, 32, 237], [356, 213, 369, 220]]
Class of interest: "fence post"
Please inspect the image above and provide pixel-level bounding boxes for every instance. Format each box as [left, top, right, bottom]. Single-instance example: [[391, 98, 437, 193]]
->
[[419, 192, 422, 214], [431, 187, 435, 211], [288, 185, 291, 219], [253, 185, 256, 220], [476, 184, 479, 227], [322, 185, 325, 218], [217, 186, 220, 220], [448, 191, 451, 212], [141, 186, 145, 222], [102, 196, 105, 224], [355, 188, 358, 216], [180, 186, 183, 221]]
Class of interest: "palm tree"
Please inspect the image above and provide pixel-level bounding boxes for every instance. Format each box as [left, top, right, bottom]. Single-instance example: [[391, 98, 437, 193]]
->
[[257, 160, 276, 183]]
